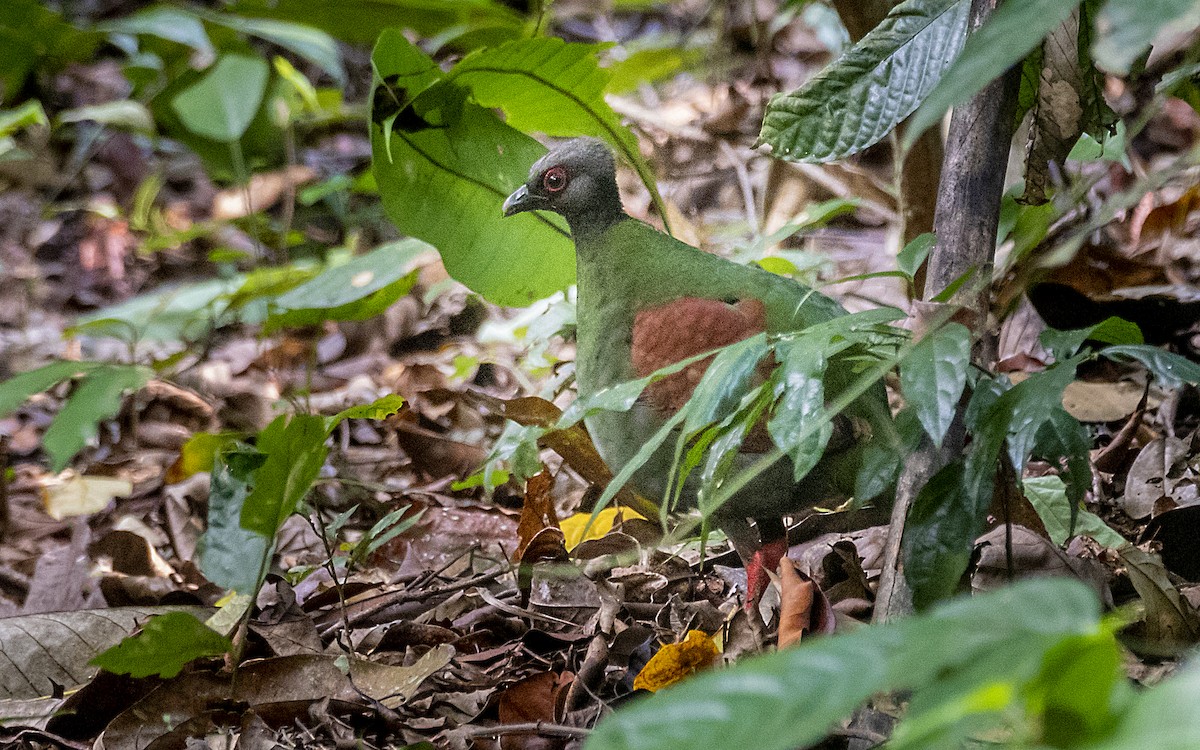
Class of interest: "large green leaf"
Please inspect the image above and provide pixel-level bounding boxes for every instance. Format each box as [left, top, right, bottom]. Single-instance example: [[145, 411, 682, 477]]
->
[[1092, 0, 1200, 74], [900, 322, 970, 447], [759, 0, 969, 162], [371, 31, 575, 306], [240, 414, 329, 538], [171, 53, 270, 142], [905, 0, 1082, 149], [445, 37, 667, 223], [584, 578, 1099, 750], [43, 365, 153, 471], [266, 239, 429, 330], [1023, 474, 1126, 548]]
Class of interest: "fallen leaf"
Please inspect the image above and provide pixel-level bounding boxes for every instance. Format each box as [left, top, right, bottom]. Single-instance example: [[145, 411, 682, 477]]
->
[[40, 472, 132, 520], [632, 630, 719, 692]]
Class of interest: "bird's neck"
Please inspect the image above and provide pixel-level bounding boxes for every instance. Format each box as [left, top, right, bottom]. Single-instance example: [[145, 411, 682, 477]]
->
[[573, 224, 639, 396], [562, 192, 625, 241]]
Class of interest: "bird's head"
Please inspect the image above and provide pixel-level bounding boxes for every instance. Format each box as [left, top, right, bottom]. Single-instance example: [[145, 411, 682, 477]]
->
[[502, 137, 624, 235]]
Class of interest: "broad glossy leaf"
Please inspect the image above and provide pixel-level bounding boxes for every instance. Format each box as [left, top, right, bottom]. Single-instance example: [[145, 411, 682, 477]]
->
[[683, 334, 769, 436], [371, 31, 575, 306], [903, 460, 975, 608], [768, 339, 832, 481], [240, 414, 329, 537], [1034, 407, 1092, 508], [584, 578, 1099, 750], [171, 53, 270, 142], [901, 322, 970, 447], [759, 0, 969, 162], [445, 37, 668, 223], [905, 0, 1082, 149], [44, 365, 153, 471], [98, 6, 214, 56]]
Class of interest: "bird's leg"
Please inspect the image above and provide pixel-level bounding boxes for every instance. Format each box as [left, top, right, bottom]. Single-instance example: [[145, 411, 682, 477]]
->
[[747, 517, 789, 612], [722, 517, 790, 613]]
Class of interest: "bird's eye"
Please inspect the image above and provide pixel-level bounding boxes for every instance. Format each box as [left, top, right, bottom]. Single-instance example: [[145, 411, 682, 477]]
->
[[543, 166, 568, 193]]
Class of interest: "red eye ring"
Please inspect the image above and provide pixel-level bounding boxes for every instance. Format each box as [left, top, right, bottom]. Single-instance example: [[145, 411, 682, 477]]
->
[[543, 165, 568, 193]]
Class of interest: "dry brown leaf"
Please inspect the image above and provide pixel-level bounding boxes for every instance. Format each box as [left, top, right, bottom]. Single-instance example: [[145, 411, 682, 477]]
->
[[778, 557, 814, 649]]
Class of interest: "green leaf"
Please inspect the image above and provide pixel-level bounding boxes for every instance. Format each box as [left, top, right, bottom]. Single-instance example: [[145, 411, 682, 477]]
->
[[1087, 659, 1200, 749], [1025, 631, 1124, 746], [583, 578, 1099, 750], [905, 0, 1082, 150], [759, 0, 970, 162], [907, 361, 1080, 606], [768, 339, 832, 481], [328, 394, 406, 429], [605, 45, 701, 94], [0, 100, 48, 138], [198, 458, 273, 595], [226, 0, 522, 44], [171, 53, 270, 142], [901, 322, 971, 447], [1038, 316, 1144, 359], [903, 460, 975, 607], [683, 334, 770, 436], [58, 101, 155, 134], [897, 232, 936, 280], [0, 361, 100, 418], [240, 414, 329, 537], [99, 6, 214, 56], [44, 365, 153, 471], [1092, 0, 1200, 74], [91, 611, 230, 679], [443, 37, 669, 225], [1034, 407, 1093, 509], [267, 239, 429, 331], [370, 31, 575, 306], [206, 13, 345, 84], [1102, 345, 1200, 389], [1023, 474, 1126, 548]]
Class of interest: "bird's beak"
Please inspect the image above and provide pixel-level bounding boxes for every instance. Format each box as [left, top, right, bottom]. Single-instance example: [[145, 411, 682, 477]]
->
[[502, 184, 543, 217]]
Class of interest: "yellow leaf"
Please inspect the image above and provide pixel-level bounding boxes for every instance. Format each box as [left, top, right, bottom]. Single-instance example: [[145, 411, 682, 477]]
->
[[632, 630, 719, 692], [167, 432, 238, 483], [41, 472, 132, 520], [560, 506, 646, 550]]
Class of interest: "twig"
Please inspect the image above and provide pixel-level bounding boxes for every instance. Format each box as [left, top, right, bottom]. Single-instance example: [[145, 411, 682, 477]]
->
[[458, 722, 591, 739]]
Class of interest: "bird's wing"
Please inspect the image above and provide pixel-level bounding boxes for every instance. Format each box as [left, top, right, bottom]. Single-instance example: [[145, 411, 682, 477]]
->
[[631, 296, 769, 418]]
